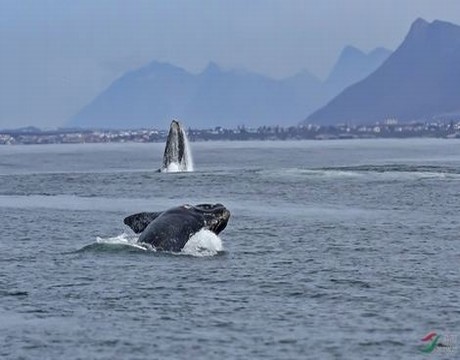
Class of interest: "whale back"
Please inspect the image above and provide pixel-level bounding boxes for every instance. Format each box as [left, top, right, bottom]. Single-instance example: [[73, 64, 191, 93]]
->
[[138, 207, 206, 251]]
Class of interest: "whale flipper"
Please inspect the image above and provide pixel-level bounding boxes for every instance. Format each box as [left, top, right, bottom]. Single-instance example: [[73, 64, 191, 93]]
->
[[124, 212, 163, 233]]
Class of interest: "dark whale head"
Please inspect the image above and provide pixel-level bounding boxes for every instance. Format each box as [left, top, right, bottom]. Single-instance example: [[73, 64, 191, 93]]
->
[[187, 203, 230, 235]]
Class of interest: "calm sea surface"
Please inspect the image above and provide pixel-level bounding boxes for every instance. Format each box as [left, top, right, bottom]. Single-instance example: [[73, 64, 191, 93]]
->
[[0, 139, 459, 359]]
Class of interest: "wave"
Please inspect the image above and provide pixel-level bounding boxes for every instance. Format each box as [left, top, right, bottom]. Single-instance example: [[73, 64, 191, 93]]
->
[[0, 194, 189, 212], [314, 164, 460, 180], [319, 164, 460, 175], [256, 164, 460, 180]]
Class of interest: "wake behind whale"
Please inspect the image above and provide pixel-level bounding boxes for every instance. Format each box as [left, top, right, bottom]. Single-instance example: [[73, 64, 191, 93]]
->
[[159, 120, 194, 172]]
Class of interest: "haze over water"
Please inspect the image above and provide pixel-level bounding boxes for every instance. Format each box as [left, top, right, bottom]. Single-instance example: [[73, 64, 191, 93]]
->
[[0, 139, 459, 359]]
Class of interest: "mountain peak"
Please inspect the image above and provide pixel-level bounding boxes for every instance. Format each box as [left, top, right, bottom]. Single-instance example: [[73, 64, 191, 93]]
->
[[403, 17, 460, 51], [340, 46, 365, 59], [411, 17, 429, 30], [405, 18, 430, 41], [407, 18, 460, 39], [430, 19, 460, 32], [131, 60, 188, 79], [369, 47, 392, 57], [307, 18, 460, 125], [145, 60, 180, 71], [325, 45, 391, 88], [202, 62, 223, 75]]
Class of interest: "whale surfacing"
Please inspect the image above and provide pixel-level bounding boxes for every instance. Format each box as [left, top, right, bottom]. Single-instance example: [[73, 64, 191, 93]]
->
[[159, 120, 194, 172], [124, 203, 230, 252]]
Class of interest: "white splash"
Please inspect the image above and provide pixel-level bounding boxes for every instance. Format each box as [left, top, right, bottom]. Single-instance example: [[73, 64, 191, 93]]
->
[[180, 125, 194, 172], [164, 162, 181, 173], [95, 230, 222, 256], [96, 232, 147, 250], [181, 229, 223, 257]]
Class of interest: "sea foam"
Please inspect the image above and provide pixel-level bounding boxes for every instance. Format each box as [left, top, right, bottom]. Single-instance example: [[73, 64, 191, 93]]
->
[[181, 229, 223, 257], [96, 232, 146, 250], [94, 229, 223, 256]]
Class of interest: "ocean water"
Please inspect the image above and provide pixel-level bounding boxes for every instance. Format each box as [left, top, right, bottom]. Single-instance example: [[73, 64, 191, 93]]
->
[[0, 139, 459, 359]]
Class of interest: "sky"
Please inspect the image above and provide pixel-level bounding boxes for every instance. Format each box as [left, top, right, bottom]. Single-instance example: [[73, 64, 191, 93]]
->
[[1, 0, 460, 128]]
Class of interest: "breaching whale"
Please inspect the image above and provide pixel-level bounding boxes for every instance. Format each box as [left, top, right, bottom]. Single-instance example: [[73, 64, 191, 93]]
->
[[124, 203, 230, 252], [158, 120, 194, 172]]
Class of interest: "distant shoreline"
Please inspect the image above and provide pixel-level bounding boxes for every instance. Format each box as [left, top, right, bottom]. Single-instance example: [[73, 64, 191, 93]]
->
[[1, 122, 459, 145]]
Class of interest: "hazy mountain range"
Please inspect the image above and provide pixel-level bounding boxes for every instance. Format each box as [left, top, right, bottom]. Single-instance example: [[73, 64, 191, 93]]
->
[[70, 17, 460, 129], [307, 18, 460, 125], [69, 47, 390, 129]]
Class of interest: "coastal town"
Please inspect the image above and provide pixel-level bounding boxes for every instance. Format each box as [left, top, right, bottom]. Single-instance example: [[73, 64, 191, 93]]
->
[[0, 120, 459, 145]]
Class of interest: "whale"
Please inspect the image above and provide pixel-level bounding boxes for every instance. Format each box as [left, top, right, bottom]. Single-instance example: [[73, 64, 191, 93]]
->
[[124, 203, 230, 252], [158, 120, 194, 172]]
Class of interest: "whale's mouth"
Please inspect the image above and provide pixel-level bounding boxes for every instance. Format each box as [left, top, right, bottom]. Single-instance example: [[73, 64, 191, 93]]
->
[[195, 204, 231, 235], [208, 209, 230, 234]]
